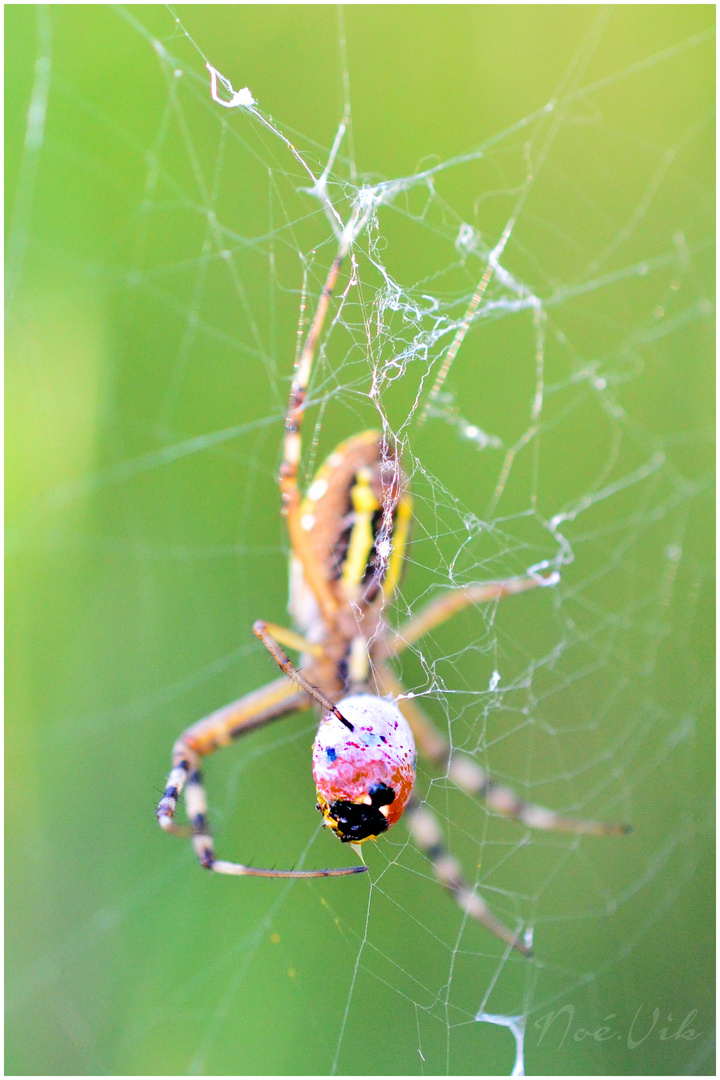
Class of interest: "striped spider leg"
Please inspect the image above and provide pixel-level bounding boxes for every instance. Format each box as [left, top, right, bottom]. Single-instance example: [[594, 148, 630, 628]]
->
[[386, 576, 630, 837], [370, 579, 630, 956], [155, 669, 365, 878]]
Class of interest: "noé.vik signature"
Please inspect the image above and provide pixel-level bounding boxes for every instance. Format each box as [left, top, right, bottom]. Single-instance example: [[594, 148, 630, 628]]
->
[[534, 1004, 701, 1051]]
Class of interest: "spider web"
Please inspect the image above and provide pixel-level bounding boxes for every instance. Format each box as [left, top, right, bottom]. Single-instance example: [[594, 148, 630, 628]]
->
[[6, 6, 715, 1076]]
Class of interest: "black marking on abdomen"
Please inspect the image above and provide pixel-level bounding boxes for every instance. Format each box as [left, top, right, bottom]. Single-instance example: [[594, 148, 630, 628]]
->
[[326, 782, 395, 843]]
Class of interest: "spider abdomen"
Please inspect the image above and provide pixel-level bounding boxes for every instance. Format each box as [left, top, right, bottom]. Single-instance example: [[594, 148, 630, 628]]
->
[[312, 695, 416, 843]]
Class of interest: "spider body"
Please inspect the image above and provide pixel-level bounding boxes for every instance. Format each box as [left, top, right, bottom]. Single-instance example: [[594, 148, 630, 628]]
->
[[157, 190, 629, 954], [289, 430, 416, 840]]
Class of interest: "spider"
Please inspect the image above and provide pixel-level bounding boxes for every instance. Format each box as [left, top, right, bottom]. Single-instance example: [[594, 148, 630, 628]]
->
[[156, 205, 629, 957]]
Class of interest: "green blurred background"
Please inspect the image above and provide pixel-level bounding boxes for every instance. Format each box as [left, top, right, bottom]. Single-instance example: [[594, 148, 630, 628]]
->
[[6, 6, 714, 1075]]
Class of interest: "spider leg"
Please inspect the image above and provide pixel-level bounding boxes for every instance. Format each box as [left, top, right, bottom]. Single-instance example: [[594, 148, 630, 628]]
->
[[157, 676, 306, 836], [385, 573, 556, 657], [376, 667, 626, 956], [377, 664, 629, 837], [279, 238, 355, 622], [156, 675, 365, 878], [446, 755, 631, 837], [253, 620, 354, 731], [404, 796, 531, 957], [375, 663, 529, 954]]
